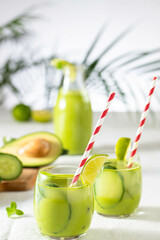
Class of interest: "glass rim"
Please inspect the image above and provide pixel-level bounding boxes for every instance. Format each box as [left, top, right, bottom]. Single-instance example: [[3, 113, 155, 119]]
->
[[38, 165, 90, 189], [102, 158, 141, 172], [92, 151, 140, 161]]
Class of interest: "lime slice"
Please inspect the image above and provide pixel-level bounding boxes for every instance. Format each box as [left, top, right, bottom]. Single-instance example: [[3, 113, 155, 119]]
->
[[12, 104, 31, 122], [31, 110, 52, 122], [81, 154, 108, 184], [115, 137, 131, 160], [50, 59, 76, 81]]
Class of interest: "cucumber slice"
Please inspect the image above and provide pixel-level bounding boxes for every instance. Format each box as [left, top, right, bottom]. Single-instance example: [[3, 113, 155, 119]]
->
[[103, 160, 117, 170], [103, 165, 117, 170], [46, 183, 59, 188], [38, 188, 71, 235], [123, 168, 141, 198], [0, 153, 22, 180], [94, 170, 124, 208]]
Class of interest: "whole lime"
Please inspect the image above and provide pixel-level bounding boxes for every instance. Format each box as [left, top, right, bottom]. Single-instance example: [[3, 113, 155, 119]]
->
[[12, 104, 31, 122]]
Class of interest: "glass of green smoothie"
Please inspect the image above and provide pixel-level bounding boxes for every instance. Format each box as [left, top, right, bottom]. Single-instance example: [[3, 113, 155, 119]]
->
[[34, 165, 94, 239], [94, 152, 142, 218]]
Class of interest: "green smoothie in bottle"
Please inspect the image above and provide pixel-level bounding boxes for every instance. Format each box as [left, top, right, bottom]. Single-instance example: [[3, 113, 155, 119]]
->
[[52, 60, 92, 155]]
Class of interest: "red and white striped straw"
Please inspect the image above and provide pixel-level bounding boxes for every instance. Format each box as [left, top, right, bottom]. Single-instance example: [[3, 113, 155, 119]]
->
[[70, 92, 116, 186], [128, 77, 157, 168]]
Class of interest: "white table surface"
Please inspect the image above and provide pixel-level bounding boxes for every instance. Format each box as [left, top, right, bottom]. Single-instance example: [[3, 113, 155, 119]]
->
[[0, 110, 160, 240]]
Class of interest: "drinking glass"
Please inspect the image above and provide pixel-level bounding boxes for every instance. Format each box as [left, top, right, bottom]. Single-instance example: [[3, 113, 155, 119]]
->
[[34, 165, 94, 239], [94, 153, 142, 217]]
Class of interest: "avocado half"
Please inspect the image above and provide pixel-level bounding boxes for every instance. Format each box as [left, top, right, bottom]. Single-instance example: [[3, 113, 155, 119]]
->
[[0, 132, 63, 167]]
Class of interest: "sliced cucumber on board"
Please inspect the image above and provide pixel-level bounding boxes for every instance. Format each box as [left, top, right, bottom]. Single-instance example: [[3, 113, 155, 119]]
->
[[0, 153, 22, 180]]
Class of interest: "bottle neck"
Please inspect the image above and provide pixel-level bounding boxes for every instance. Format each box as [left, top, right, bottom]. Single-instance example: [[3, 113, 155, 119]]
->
[[61, 66, 86, 93]]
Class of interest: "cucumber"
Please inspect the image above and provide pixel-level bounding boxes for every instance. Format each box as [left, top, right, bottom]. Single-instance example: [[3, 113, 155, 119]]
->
[[38, 188, 71, 235], [0, 153, 22, 180], [103, 165, 117, 170], [103, 160, 117, 170], [122, 168, 141, 198], [94, 170, 124, 208]]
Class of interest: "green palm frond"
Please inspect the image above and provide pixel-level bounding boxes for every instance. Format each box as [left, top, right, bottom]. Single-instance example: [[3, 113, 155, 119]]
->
[[0, 13, 37, 44], [82, 21, 108, 64], [85, 25, 134, 79], [128, 59, 160, 72], [139, 67, 160, 74], [99, 51, 137, 73], [112, 49, 160, 70], [81, 21, 159, 111], [97, 72, 110, 95], [108, 71, 126, 103], [99, 48, 160, 73], [122, 75, 141, 110], [0, 59, 27, 96], [0, 9, 159, 111]]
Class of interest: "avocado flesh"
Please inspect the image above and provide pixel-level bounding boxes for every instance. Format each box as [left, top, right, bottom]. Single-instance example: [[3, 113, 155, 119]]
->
[[0, 132, 62, 167]]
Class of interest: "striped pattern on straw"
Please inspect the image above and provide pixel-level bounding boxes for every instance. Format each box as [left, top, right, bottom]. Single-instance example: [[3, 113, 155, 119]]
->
[[128, 77, 157, 168], [70, 92, 116, 186]]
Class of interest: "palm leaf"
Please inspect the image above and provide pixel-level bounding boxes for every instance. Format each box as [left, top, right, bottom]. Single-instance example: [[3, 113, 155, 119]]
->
[[7, 82, 20, 95], [99, 51, 137, 73], [82, 21, 108, 64], [85, 25, 134, 79], [97, 72, 110, 95], [111, 48, 160, 70], [108, 71, 126, 103], [0, 13, 37, 44], [99, 48, 160, 73], [139, 67, 160, 74], [121, 74, 141, 110], [127, 59, 160, 72]]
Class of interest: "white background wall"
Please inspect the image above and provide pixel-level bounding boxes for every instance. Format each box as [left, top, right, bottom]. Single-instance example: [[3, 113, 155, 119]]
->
[[0, 0, 160, 111], [1, 0, 160, 59]]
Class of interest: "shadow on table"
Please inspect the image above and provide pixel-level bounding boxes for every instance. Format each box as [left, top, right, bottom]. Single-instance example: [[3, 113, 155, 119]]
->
[[82, 228, 109, 240], [82, 227, 159, 240], [130, 206, 160, 222]]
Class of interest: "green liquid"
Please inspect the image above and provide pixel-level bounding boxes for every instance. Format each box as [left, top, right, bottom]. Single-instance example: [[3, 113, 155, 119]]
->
[[34, 174, 94, 238], [54, 89, 92, 155], [94, 160, 142, 216]]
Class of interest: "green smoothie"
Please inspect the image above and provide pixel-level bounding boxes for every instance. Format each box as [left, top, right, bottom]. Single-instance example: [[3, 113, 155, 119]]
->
[[94, 159, 142, 217], [54, 89, 92, 155], [34, 166, 94, 239]]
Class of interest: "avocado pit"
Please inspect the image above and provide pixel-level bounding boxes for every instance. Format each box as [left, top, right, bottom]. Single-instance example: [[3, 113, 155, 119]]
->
[[18, 138, 50, 158]]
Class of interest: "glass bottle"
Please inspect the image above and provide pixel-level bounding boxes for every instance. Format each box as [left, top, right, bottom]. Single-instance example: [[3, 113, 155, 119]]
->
[[53, 65, 92, 155]]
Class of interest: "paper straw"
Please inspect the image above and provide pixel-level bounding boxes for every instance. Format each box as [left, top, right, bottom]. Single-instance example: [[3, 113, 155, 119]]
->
[[70, 92, 116, 186], [128, 77, 157, 168]]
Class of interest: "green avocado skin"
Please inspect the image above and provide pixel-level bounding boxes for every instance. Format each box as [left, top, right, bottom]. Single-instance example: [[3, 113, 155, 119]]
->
[[0, 132, 63, 167]]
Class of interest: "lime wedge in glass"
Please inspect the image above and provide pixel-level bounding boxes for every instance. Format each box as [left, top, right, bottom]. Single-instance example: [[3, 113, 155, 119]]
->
[[81, 154, 108, 184], [115, 137, 131, 160]]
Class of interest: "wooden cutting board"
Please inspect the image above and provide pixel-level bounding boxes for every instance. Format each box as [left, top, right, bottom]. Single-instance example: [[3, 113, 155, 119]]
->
[[0, 168, 38, 192]]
